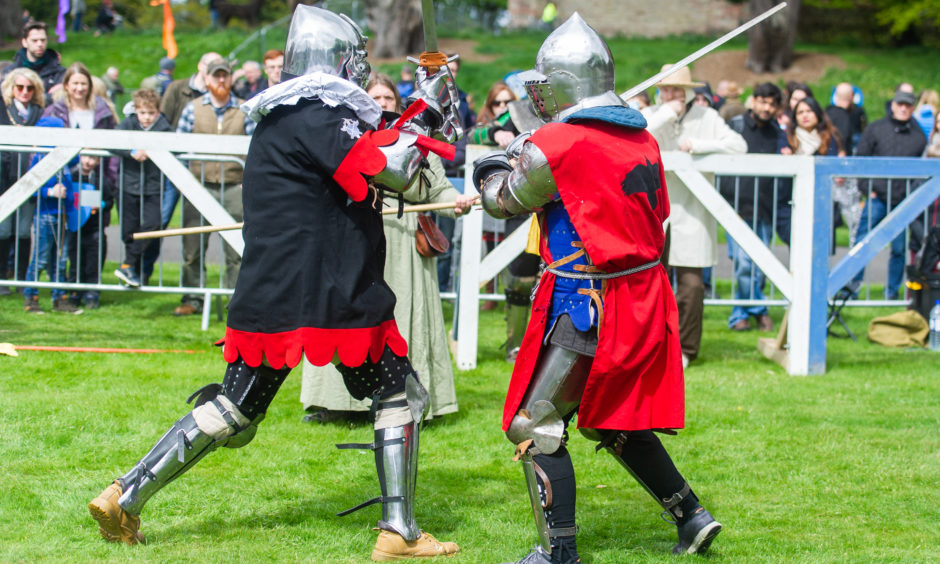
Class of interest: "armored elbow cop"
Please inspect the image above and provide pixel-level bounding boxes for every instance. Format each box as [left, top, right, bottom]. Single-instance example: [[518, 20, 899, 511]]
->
[[473, 142, 558, 218]]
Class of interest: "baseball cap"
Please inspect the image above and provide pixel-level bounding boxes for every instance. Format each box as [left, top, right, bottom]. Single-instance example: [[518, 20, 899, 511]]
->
[[207, 58, 232, 76], [893, 90, 916, 106], [159, 56, 176, 71]]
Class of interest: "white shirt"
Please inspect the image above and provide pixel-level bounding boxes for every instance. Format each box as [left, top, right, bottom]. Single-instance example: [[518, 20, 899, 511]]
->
[[69, 108, 95, 130]]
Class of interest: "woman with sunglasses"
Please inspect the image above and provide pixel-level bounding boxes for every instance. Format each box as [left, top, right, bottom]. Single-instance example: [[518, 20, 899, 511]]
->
[[0, 68, 45, 289], [470, 81, 518, 146], [2, 68, 45, 126]]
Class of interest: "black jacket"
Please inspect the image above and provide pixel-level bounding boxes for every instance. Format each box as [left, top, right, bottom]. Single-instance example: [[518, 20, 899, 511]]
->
[[825, 104, 867, 155], [719, 111, 790, 224], [112, 113, 173, 196], [855, 115, 927, 203]]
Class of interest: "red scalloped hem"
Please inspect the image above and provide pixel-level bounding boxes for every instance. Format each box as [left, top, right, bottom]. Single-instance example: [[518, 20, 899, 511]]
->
[[219, 320, 408, 369]]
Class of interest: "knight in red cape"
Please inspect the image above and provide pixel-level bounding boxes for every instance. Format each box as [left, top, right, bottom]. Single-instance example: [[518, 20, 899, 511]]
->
[[87, 6, 463, 559], [472, 13, 722, 563]]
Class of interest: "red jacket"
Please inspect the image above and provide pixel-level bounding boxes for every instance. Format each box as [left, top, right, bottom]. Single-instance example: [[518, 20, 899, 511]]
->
[[503, 119, 685, 432]]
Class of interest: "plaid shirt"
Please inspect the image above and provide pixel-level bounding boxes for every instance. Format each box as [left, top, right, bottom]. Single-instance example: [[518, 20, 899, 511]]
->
[[176, 93, 255, 136]]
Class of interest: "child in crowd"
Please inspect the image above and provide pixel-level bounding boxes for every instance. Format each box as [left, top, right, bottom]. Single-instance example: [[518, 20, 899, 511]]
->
[[23, 116, 82, 314], [112, 88, 171, 287], [67, 153, 113, 309]]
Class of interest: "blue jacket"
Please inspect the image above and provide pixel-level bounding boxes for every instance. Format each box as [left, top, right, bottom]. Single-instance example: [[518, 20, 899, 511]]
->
[[29, 152, 74, 217]]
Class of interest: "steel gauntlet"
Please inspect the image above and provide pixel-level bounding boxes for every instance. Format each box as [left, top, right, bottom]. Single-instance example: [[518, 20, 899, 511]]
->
[[472, 142, 558, 218], [373, 131, 425, 194], [405, 66, 462, 143]]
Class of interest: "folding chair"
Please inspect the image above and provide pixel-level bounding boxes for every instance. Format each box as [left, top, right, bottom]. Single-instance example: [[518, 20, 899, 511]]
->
[[827, 281, 860, 341]]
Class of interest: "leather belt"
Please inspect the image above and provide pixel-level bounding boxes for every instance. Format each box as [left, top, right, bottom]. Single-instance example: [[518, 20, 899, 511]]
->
[[547, 259, 660, 280]]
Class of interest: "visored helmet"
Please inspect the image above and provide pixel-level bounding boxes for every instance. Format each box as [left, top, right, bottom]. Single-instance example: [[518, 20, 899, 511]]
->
[[522, 12, 623, 121], [283, 5, 371, 88]]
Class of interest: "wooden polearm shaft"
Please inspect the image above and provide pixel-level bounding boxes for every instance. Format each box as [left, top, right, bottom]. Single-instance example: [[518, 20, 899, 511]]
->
[[132, 222, 244, 239], [132, 198, 481, 240]]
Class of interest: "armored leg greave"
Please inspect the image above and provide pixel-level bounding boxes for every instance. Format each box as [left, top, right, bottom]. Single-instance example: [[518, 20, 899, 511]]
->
[[336, 372, 430, 542], [504, 338, 590, 559], [116, 412, 218, 515], [375, 420, 421, 540], [519, 443, 578, 558], [116, 360, 289, 516]]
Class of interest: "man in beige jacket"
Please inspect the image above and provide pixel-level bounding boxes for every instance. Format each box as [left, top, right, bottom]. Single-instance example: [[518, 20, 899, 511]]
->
[[642, 65, 746, 367]]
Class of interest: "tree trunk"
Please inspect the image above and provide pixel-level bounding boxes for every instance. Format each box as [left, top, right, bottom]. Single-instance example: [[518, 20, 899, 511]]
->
[[363, 0, 423, 58], [0, 0, 24, 45], [746, 0, 801, 74]]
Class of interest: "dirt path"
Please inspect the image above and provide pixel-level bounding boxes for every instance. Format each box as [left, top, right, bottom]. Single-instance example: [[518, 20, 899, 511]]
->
[[692, 50, 847, 88]]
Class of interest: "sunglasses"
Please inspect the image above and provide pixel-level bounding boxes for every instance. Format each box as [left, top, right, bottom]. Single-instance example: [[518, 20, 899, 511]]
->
[[492, 99, 512, 107], [14, 84, 35, 92]]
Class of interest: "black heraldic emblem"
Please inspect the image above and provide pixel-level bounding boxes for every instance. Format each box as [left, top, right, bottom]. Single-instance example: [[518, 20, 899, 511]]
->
[[621, 157, 660, 210]]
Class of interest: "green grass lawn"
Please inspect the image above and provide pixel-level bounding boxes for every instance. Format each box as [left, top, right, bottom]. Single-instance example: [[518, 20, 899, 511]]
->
[[1, 291, 938, 562]]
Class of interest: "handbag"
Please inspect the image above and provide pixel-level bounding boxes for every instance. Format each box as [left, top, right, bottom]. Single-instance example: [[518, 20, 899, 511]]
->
[[415, 212, 450, 258]]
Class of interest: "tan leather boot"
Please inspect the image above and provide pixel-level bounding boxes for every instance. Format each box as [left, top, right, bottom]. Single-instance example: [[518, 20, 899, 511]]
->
[[371, 529, 459, 560], [88, 481, 146, 545]]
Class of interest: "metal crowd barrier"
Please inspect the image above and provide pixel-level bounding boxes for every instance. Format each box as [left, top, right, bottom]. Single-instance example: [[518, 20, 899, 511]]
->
[[0, 126, 249, 330]]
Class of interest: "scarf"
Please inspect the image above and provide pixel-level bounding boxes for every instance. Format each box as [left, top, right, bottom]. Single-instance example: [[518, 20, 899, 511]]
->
[[7, 100, 43, 126], [795, 126, 822, 156], [17, 48, 55, 72]]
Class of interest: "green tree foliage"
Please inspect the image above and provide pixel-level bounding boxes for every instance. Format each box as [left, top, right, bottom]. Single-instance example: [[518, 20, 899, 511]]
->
[[443, 0, 507, 8], [805, 0, 940, 37], [20, 0, 149, 27]]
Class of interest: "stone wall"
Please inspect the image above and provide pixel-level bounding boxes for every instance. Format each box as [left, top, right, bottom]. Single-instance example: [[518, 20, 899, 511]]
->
[[509, 0, 744, 37]]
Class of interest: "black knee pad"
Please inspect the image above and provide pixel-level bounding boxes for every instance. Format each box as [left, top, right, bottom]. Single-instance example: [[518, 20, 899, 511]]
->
[[337, 347, 412, 401], [221, 359, 291, 421]]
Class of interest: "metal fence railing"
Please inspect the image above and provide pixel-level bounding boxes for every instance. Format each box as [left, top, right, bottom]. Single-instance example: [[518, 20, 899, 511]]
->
[[0, 127, 249, 329]]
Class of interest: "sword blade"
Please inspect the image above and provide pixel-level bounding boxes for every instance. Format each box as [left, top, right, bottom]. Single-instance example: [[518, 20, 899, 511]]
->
[[421, 0, 438, 54], [620, 2, 788, 101]]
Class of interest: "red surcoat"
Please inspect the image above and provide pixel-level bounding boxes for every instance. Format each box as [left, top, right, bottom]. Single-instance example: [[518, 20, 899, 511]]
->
[[502, 120, 685, 432]]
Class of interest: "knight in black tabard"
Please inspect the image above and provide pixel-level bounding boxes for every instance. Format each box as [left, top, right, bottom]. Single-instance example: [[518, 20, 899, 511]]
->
[[88, 6, 465, 560]]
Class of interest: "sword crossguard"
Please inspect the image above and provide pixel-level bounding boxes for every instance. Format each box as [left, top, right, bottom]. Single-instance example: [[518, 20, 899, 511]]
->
[[417, 51, 448, 74]]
